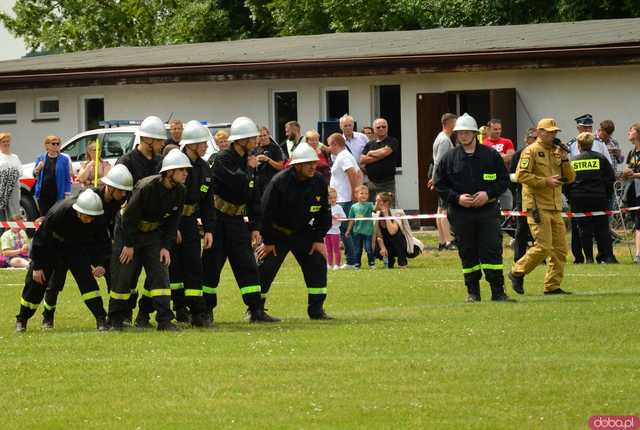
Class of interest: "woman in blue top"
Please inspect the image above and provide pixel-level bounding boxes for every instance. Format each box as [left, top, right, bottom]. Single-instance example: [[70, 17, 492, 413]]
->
[[33, 135, 72, 216]]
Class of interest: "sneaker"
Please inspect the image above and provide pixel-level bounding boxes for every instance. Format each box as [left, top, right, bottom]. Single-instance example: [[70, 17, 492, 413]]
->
[[157, 321, 180, 331], [508, 272, 525, 295], [327, 265, 332, 270], [368, 264, 376, 269], [333, 265, 340, 271], [96, 318, 109, 331], [544, 288, 572, 295], [340, 264, 356, 270], [42, 317, 54, 330], [445, 242, 457, 251], [15, 319, 27, 333], [438, 243, 445, 251], [634, 256, 640, 264], [465, 294, 481, 303]]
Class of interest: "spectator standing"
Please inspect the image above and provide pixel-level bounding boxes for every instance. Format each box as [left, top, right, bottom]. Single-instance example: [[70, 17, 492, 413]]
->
[[340, 114, 369, 164], [77, 140, 111, 189], [483, 118, 516, 209], [165, 120, 183, 147], [33, 135, 72, 216], [622, 122, 640, 263], [325, 188, 345, 270], [253, 126, 285, 196], [0, 132, 21, 224], [208, 129, 230, 167], [429, 113, 457, 251], [1, 216, 30, 268], [281, 121, 303, 160], [362, 126, 374, 142], [596, 120, 624, 176], [304, 130, 331, 184], [346, 185, 375, 269], [360, 118, 399, 202], [567, 132, 616, 264], [328, 133, 361, 269]]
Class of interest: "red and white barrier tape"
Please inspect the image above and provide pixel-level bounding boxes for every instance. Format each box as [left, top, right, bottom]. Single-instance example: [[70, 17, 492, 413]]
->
[[337, 206, 640, 222], [3, 206, 640, 229]]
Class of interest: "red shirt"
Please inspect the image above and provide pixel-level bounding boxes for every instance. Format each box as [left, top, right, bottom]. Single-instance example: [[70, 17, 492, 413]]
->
[[483, 137, 514, 155]]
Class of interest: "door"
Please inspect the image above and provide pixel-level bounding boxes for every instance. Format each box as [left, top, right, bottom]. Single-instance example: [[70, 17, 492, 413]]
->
[[490, 88, 517, 148], [416, 92, 449, 225], [84, 98, 104, 131]]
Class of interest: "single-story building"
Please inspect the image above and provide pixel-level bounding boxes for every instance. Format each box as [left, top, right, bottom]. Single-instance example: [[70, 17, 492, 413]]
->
[[0, 18, 639, 214]]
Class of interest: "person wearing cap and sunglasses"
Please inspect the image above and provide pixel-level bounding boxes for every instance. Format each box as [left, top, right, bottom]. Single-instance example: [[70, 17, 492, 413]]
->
[[39, 164, 134, 329], [164, 120, 215, 328], [15, 189, 109, 332], [200, 116, 275, 324], [256, 141, 333, 319], [33, 135, 72, 216], [435, 113, 514, 303], [509, 118, 576, 296], [108, 148, 188, 331]]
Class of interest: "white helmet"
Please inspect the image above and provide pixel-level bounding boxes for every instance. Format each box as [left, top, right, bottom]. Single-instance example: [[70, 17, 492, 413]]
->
[[228, 116, 259, 142], [179, 120, 209, 148], [137, 115, 166, 140], [101, 164, 134, 191], [160, 148, 192, 173], [289, 142, 319, 165], [72, 189, 104, 216], [453, 113, 479, 132]]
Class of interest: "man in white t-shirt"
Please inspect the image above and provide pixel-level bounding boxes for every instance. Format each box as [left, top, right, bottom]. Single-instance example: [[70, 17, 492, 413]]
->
[[328, 133, 361, 268], [340, 114, 369, 163]]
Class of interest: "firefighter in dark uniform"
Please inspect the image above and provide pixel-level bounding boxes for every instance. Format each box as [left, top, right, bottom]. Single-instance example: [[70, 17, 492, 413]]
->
[[201, 116, 273, 323], [40, 165, 134, 329], [116, 115, 165, 322], [256, 142, 333, 319], [166, 120, 215, 328], [108, 149, 189, 331], [567, 132, 617, 263], [15, 189, 109, 332], [435, 113, 515, 303]]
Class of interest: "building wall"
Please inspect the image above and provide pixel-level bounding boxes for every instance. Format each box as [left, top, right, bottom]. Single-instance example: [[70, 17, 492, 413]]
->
[[2, 64, 639, 210]]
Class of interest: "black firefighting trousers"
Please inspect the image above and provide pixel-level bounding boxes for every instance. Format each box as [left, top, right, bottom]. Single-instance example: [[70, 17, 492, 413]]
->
[[168, 214, 206, 317], [258, 233, 328, 317], [201, 214, 261, 314], [108, 225, 174, 324], [16, 245, 106, 322], [448, 204, 506, 298]]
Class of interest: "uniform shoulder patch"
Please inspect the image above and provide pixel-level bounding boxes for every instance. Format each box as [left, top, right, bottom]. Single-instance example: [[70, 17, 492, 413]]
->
[[519, 157, 530, 169]]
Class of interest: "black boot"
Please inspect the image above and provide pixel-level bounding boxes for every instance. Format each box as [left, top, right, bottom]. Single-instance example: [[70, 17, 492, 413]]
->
[[15, 319, 27, 333], [490, 284, 516, 302], [191, 313, 214, 329], [157, 321, 180, 331], [134, 313, 153, 329], [96, 317, 109, 331], [465, 283, 481, 303], [42, 314, 54, 330], [175, 307, 191, 324], [508, 272, 525, 295]]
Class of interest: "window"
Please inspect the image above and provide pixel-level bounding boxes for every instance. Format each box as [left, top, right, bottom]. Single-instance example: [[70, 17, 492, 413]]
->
[[325, 89, 349, 121], [62, 135, 98, 162], [0, 100, 16, 121], [36, 97, 60, 119], [84, 98, 104, 130], [374, 85, 402, 167], [273, 91, 298, 144], [103, 132, 135, 158]]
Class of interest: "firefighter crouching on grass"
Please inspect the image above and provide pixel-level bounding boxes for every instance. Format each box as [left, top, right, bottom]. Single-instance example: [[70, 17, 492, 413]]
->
[[508, 118, 576, 295], [434, 113, 515, 303], [168, 120, 215, 328], [16, 189, 109, 332], [256, 142, 334, 319], [40, 165, 134, 329], [201, 116, 275, 323], [108, 149, 189, 331]]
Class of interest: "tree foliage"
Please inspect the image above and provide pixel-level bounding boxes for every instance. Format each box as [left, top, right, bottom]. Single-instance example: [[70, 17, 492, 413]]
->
[[1, 0, 639, 54]]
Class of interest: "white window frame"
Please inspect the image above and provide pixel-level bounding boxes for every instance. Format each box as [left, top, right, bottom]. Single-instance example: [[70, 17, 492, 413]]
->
[[35, 96, 60, 120], [271, 89, 298, 140], [0, 99, 17, 121], [322, 87, 350, 121]]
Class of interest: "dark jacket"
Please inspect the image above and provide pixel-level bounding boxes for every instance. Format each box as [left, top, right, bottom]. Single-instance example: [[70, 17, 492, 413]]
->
[[567, 150, 615, 211], [261, 167, 331, 244], [30, 197, 110, 270], [183, 152, 215, 233], [211, 145, 261, 231], [435, 142, 509, 211], [121, 175, 185, 249], [116, 148, 161, 185]]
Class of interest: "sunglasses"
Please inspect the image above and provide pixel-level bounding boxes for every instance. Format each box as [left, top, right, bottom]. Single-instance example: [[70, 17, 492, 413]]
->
[[48, 141, 61, 146], [375, 126, 387, 129]]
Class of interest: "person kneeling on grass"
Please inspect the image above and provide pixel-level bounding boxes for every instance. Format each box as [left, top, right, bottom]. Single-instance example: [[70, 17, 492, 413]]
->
[[346, 184, 376, 269], [372, 192, 424, 269], [0, 216, 30, 269]]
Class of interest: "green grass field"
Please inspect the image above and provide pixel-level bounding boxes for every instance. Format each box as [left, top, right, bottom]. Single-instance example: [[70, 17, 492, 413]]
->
[[0, 233, 638, 429]]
